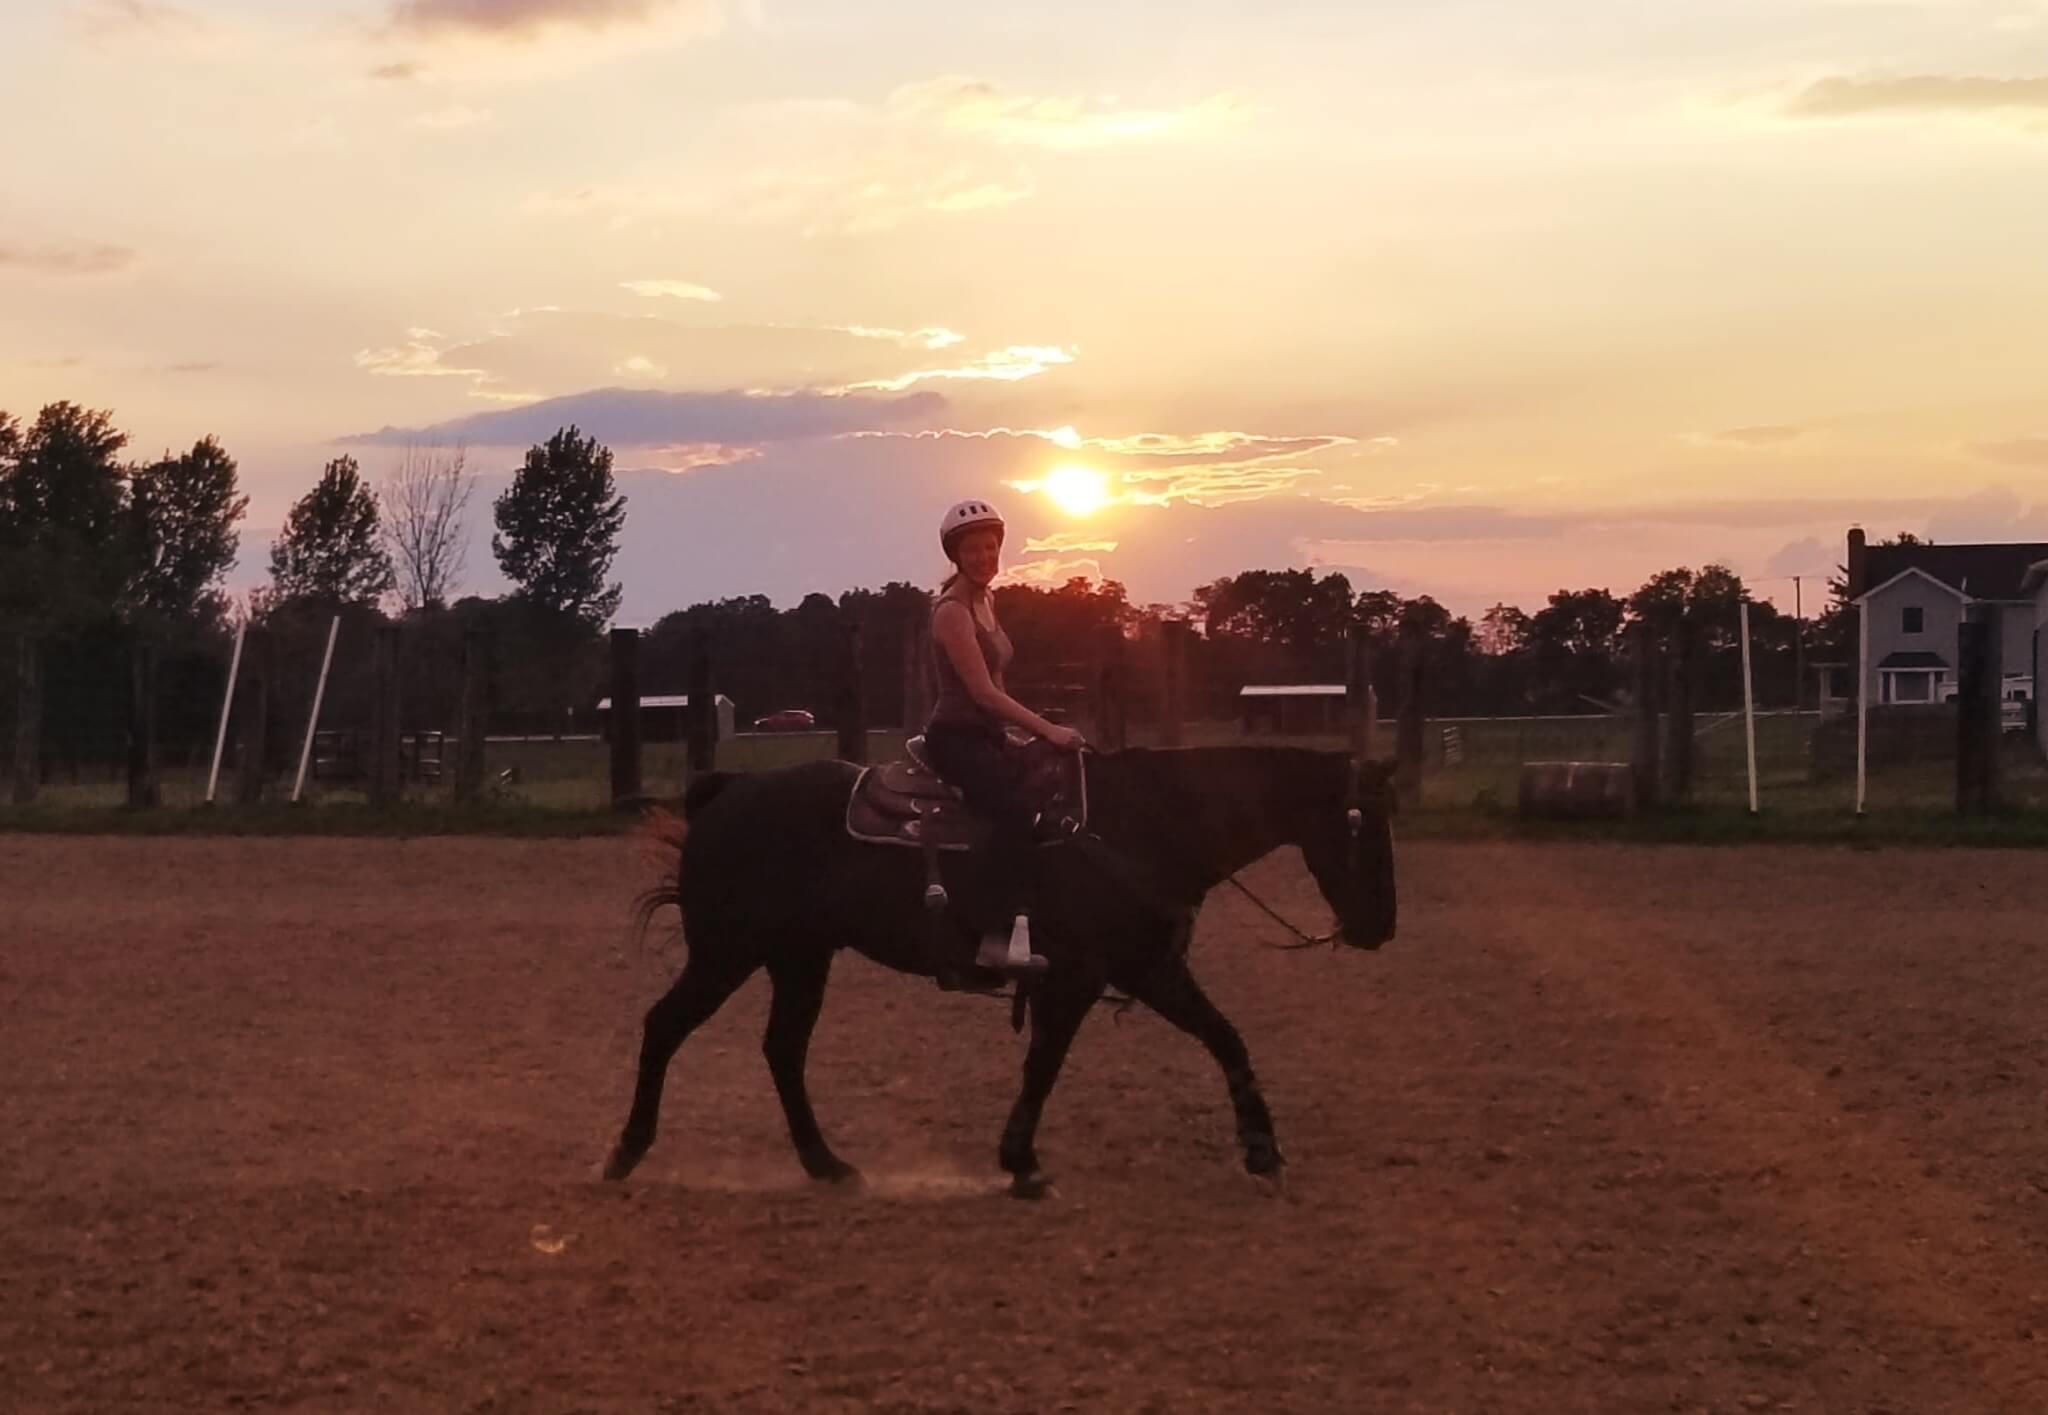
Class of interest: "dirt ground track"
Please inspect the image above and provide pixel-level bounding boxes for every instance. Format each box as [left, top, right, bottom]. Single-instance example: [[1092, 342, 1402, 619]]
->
[[5, 835, 2048, 1414]]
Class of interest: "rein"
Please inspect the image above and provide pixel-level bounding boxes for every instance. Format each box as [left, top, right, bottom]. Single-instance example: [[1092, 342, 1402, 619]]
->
[[1093, 750, 1368, 953]]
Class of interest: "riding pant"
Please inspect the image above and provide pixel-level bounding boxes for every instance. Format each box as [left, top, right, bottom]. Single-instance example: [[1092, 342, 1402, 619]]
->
[[921, 721, 1036, 934]]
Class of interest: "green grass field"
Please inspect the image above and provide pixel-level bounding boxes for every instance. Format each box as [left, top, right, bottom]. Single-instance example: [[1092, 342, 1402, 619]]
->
[[7, 713, 2045, 846]]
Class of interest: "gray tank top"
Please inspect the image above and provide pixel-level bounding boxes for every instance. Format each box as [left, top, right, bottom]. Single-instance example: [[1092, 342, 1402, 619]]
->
[[928, 594, 1013, 729]]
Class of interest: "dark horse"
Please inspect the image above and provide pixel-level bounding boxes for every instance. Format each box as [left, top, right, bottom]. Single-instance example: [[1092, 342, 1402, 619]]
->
[[602, 746, 1398, 1197]]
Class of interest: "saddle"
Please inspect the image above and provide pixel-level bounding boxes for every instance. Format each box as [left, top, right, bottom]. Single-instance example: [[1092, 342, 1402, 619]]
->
[[845, 731, 1088, 850]]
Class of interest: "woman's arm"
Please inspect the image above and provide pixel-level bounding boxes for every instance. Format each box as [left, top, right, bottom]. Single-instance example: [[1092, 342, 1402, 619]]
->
[[932, 599, 1078, 743]]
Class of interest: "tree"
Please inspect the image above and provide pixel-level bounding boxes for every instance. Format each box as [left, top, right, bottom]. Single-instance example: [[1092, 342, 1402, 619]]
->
[[0, 401, 131, 631], [1526, 588, 1627, 711], [382, 444, 476, 612], [267, 455, 395, 609], [1476, 603, 1531, 658], [125, 436, 246, 632], [1194, 568, 1355, 660], [492, 425, 627, 626], [1812, 531, 1926, 664]]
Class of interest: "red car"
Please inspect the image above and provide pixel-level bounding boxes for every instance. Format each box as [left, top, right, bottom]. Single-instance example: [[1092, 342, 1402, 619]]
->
[[752, 708, 817, 732]]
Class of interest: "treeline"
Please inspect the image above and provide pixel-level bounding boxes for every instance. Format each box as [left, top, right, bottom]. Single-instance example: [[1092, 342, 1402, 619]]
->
[[4, 398, 1849, 780]]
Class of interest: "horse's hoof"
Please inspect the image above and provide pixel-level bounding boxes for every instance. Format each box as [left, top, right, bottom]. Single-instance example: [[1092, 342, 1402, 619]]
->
[[1009, 1170, 1056, 1201], [808, 1159, 864, 1188], [1243, 1136, 1287, 1179], [601, 1147, 641, 1183]]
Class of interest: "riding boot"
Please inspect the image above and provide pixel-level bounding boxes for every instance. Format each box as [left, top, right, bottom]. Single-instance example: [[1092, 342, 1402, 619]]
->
[[976, 912, 1048, 974]]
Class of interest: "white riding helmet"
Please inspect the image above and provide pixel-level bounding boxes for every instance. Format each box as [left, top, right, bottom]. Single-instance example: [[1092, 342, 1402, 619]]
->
[[938, 498, 1005, 556]]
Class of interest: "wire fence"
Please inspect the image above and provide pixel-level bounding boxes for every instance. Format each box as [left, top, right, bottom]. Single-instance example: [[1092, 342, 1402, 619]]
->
[[4, 621, 2043, 819]]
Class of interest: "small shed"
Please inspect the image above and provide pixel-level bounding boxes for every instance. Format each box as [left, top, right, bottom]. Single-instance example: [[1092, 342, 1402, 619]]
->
[[1238, 683, 1347, 735], [595, 693, 736, 743]]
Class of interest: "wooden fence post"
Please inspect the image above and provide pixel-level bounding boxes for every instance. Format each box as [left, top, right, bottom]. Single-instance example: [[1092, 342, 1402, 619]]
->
[[368, 623, 400, 807], [236, 627, 272, 805], [11, 634, 41, 806], [1664, 617, 1697, 802], [1160, 620, 1190, 747], [1630, 623, 1662, 812], [836, 621, 867, 764], [127, 638, 160, 808], [687, 628, 718, 774], [1956, 604, 2002, 815], [901, 604, 933, 732], [1395, 628, 1424, 807], [1345, 624, 1375, 759], [609, 627, 642, 809], [1095, 623, 1128, 751], [454, 628, 489, 804]]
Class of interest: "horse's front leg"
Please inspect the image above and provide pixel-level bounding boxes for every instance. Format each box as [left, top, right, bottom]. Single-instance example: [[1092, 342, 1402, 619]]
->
[[1126, 959, 1283, 1178], [997, 965, 1103, 1199]]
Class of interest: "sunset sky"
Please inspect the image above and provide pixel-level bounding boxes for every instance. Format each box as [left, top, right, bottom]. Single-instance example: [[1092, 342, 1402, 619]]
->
[[5, 0, 2047, 623]]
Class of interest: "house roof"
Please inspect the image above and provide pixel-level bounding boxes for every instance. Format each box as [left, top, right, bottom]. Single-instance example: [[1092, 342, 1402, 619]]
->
[[1863, 541, 2048, 601], [594, 694, 734, 710], [1857, 566, 1968, 605], [1238, 684, 1346, 698], [1877, 650, 1948, 670]]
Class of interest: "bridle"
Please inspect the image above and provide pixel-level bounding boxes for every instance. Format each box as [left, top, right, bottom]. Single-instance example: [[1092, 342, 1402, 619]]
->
[[1109, 752, 1379, 952]]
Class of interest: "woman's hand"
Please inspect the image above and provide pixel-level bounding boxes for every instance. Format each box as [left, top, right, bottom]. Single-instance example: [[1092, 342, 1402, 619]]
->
[[1042, 723, 1088, 752]]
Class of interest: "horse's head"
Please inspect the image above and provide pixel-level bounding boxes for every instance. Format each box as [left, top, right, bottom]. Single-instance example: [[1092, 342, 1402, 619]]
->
[[1298, 755, 1398, 949]]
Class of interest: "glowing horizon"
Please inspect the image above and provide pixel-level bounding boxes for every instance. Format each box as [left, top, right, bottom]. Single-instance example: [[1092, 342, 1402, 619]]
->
[[4, 0, 2047, 619]]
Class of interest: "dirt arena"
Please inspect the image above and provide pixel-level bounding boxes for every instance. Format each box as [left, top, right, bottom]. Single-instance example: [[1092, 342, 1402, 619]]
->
[[6, 834, 2048, 1413]]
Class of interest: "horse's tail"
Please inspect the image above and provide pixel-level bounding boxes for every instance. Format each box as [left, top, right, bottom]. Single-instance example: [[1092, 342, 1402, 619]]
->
[[629, 774, 737, 952], [629, 802, 691, 951]]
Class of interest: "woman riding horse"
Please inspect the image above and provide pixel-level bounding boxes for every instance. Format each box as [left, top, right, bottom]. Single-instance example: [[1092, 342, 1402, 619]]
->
[[922, 498, 1088, 978]]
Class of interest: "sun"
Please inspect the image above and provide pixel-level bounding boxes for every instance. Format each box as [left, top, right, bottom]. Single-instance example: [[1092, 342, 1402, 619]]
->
[[1042, 463, 1111, 517]]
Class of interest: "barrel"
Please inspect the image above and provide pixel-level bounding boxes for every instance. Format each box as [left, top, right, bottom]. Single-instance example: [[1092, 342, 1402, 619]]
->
[[1517, 761, 1634, 818]]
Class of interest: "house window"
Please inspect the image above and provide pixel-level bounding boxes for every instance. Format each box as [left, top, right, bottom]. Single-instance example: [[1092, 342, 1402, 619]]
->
[[1902, 606, 1924, 634]]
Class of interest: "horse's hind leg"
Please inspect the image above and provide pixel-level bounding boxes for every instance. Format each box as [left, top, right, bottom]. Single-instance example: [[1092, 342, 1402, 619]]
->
[[602, 947, 758, 1182], [762, 948, 859, 1185], [1127, 959, 1283, 1178]]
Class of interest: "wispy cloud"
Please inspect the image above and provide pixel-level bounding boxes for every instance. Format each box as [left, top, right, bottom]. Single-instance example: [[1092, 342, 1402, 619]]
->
[[1004, 555, 1110, 586], [1023, 531, 1120, 554], [352, 308, 1055, 403], [411, 104, 494, 130], [621, 279, 721, 302], [1785, 73, 2048, 121], [1970, 435, 2048, 466], [0, 238, 137, 276], [838, 325, 965, 351], [75, 0, 203, 42], [1684, 424, 1804, 448], [537, 76, 1245, 237], [340, 385, 952, 448], [842, 345, 1075, 393], [885, 77, 1250, 150], [356, 327, 484, 379], [387, 0, 708, 40], [369, 60, 422, 80]]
